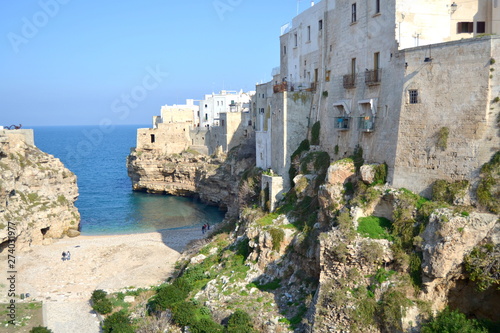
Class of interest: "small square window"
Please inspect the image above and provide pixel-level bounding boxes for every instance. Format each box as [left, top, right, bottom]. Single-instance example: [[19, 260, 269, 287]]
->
[[457, 22, 473, 33], [409, 89, 419, 104], [477, 21, 486, 34]]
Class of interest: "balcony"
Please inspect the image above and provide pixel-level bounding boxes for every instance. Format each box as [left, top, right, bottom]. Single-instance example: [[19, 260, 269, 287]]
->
[[273, 82, 288, 93], [358, 116, 375, 132], [365, 69, 381, 85], [343, 74, 356, 89], [334, 117, 351, 130]]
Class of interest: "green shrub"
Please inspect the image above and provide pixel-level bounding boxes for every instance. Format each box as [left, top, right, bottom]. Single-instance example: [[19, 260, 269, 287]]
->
[[436, 127, 449, 150], [476, 151, 500, 214], [421, 307, 488, 333], [289, 139, 310, 186], [311, 121, 321, 145], [372, 163, 388, 185], [379, 289, 412, 331], [102, 310, 134, 333], [255, 278, 281, 291], [357, 216, 392, 240], [464, 243, 500, 291], [30, 327, 53, 333], [172, 301, 198, 326], [432, 179, 469, 204], [150, 284, 189, 311], [226, 309, 255, 333], [191, 318, 224, 333], [91, 289, 113, 314], [269, 228, 285, 251]]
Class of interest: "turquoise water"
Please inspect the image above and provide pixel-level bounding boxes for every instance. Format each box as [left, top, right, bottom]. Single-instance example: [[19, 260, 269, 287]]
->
[[32, 125, 225, 235]]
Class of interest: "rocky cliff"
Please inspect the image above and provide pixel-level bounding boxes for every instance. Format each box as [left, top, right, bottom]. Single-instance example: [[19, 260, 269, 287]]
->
[[124, 131, 499, 331], [0, 135, 80, 252], [138, 148, 498, 333], [127, 139, 257, 217]]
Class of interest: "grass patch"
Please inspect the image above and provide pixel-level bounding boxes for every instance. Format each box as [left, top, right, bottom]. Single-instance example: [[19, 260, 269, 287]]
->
[[357, 216, 393, 240]]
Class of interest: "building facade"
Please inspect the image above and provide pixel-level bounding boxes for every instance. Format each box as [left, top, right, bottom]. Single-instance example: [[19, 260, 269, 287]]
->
[[259, 0, 500, 197]]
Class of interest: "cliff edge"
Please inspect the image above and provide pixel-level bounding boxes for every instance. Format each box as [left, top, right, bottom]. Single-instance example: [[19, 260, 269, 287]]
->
[[0, 131, 80, 252]]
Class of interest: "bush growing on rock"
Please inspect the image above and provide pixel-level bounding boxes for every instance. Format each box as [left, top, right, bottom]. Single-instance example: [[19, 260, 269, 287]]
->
[[91, 289, 113, 314], [102, 310, 134, 333], [226, 309, 255, 333], [29, 327, 53, 333], [421, 307, 488, 333]]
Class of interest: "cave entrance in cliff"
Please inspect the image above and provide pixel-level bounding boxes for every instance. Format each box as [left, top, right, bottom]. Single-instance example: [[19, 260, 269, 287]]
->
[[150, 134, 155, 143], [0, 240, 8, 253], [40, 227, 50, 237]]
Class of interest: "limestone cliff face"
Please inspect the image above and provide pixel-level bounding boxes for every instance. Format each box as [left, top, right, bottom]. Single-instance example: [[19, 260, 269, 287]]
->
[[0, 138, 80, 252], [127, 139, 256, 217], [173, 152, 498, 333]]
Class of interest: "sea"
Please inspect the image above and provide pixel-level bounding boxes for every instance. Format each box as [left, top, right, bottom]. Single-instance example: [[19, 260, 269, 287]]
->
[[31, 125, 225, 236]]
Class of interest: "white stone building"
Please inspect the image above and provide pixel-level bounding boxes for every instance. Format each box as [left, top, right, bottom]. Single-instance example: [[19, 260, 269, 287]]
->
[[197, 90, 254, 128], [258, 0, 500, 198]]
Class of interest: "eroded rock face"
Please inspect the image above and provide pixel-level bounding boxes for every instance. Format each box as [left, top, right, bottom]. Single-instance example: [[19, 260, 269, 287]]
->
[[0, 139, 80, 251], [421, 209, 499, 311], [127, 139, 256, 217]]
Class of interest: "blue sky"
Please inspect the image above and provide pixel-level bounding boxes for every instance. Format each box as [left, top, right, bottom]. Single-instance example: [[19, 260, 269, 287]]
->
[[0, 0, 313, 126]]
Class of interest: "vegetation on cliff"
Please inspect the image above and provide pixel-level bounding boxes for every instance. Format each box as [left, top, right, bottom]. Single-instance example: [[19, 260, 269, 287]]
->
[[111, 139, 499, 332]]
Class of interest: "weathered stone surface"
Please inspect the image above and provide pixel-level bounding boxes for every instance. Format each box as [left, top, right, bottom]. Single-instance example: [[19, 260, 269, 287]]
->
[[360, 164, 377, 184], [420, 209, 498, 310], [0, 139, 80, 251], [127, 138, 256, 217]]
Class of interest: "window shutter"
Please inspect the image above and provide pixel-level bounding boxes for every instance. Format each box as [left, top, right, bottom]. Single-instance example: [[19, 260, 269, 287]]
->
[[468, 22, 473, 32], [457, 22, 462, 33]]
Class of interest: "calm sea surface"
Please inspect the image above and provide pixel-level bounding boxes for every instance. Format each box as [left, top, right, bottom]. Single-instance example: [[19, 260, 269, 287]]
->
[[31, 125, 225, 235]]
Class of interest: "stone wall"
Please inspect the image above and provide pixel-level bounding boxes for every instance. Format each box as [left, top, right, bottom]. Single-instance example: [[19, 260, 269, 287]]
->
[[136, 122, 191, 154], [0, 129, 35, 147], [261, 174, 284, 212], [392, 37, 500, 196]]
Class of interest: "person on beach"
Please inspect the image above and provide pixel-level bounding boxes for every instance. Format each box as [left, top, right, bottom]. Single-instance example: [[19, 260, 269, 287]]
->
[[62, 251, 67, 261], [202, 224, 206, 234], [207, 223, 210, 230], [67, 251, 71, 260]]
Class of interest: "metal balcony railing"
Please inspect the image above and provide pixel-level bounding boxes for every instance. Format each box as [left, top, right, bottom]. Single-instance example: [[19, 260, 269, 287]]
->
[[334, 117, 351, 130], [343, 74, 356, 89], [358, 116, 375, 132], [365, 69, 381, 85]]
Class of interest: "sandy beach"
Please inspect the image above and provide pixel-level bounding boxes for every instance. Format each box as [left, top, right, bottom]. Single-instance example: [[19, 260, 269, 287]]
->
[[0, 228, 208, 332]]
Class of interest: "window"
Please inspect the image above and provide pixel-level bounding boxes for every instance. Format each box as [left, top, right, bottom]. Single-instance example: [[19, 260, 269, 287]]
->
[[477, 21, 486, 34], [351, 58, 356, 74], [325, 70, 331, 82], [221, 119, 225, 126], [205, 113, 208, 121], [307, 25, 311, 41], [283, 45, 287, 55], [374, 52, 380, 71], [457, 22, 473, 33], [150, 134, 155, 143], [205, 104, 208, 108], [409, 89, 419, 104], [375, 0, 380, 13], [319, 20, 323, 31], [352, 3, 357, 23], [294, 33, 298, 47]]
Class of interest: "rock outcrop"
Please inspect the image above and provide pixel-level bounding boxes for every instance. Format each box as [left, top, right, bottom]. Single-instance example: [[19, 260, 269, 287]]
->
[[127, 138, 257, 217], [0, 135, 80, 252]]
